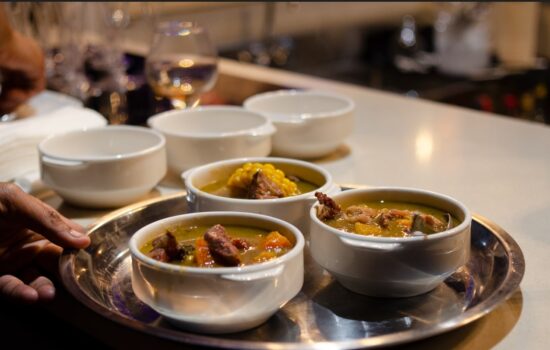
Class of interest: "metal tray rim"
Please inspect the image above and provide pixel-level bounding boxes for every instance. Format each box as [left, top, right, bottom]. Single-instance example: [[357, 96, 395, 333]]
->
[[59, 190, 525, 349]]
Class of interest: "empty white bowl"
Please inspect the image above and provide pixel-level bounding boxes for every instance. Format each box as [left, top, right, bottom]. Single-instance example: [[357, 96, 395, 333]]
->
[[38, 125, 166, 208], [309, 187, 472, 297], [244, 90, 354, 159], [182, 157, 341, 233], [129, 211, 304, 334], [147, 106, 276, 174]]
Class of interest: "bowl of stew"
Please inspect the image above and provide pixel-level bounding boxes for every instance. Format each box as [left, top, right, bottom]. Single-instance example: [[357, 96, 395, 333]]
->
[[129, 211, 304, 334], [182, 157, 341, 233], [309, 187, 472, 297]]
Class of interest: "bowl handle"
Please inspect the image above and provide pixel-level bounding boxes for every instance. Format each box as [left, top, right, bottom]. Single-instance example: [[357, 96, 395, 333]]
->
[[245, 124, 277, 145], [339, 237, 403, 252], [181, 168, 194, 184], [221, 265, 284, 281], [41, 155, 86, 168]]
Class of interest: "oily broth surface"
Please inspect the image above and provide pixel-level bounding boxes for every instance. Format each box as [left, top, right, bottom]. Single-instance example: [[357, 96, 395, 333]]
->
[[325, 200, 459, 238], [140, 224, 291, 266], [201, 177, 318, 198]]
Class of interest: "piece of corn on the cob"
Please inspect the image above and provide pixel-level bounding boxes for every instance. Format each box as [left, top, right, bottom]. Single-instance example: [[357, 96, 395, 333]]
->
[[227, 162, 299, 197]]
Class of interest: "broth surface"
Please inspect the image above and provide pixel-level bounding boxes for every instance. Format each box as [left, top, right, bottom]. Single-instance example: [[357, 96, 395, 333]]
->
[[201, 178, 317, 198], [140, 224, 293, 267], [324, 200, 458, 238]]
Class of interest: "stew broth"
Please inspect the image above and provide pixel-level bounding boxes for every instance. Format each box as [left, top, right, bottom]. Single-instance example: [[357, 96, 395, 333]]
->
[[140, 224, 294, 267]]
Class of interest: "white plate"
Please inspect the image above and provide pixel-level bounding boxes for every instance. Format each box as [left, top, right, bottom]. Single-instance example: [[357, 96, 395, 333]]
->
[[0, 91, 103, 191], [27, 90, 83, 116], [2, 90, 83, 122]]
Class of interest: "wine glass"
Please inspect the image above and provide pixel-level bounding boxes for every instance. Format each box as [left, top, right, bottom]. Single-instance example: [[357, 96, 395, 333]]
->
[[145, 21, 218, 109]]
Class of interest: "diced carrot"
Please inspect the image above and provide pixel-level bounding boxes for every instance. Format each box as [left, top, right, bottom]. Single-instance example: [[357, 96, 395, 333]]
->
[[397, 219, 412, 227], [354, 222, 382, 236], [263, 231, 292, 250], [195, 238, 215, 267]]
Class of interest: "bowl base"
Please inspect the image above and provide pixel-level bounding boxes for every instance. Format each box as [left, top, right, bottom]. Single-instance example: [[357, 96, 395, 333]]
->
[[53, 186, 156, 209], [332, 272, 441, 298], [164, 314, 272, 334]]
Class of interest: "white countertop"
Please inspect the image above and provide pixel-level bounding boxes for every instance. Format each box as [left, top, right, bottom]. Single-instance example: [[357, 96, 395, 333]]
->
[[38, 59, 549, 349]]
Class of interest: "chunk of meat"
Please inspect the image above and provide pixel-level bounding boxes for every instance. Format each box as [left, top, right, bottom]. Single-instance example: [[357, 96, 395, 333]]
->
[[376, 213, 390, 228], [151, 231, 181, 261], [373, 209, 411, 229], [408, 213, 447, 234], [232, 239, 250, 250], [147, 248, 169, 262], [343, 205, 377, 224], [246, 170, 284, 199], [315, 192, 341, 220], [204, 224, 241, 266], [388, 209, 410, 219]]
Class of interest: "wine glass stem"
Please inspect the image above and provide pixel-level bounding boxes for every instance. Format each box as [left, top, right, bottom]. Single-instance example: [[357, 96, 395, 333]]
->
[[170, 95, 200, 109]]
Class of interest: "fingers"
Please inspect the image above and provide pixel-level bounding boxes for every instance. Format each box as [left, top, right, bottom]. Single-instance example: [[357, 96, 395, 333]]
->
[[34, 241, 63, 278], [59, 215, 86, 235], [0, 183, 90, 249], [0, 231, 62, 277], [29, 276, 55, 301], [0, 88, 30, 114], [20, 268, 55, 302], [0, 71, 45, 114], [0, 30, 46, 114], [0, 274, 38, 304], [0, 271, 56, 304]]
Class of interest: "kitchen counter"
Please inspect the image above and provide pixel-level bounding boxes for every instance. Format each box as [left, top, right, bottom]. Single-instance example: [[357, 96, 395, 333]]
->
[[10, 58, 550, 349]]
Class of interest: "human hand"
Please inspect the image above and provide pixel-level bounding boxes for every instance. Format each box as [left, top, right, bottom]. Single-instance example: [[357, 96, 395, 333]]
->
[[0, 183, 90, 304], [0, 30, 46, 114]]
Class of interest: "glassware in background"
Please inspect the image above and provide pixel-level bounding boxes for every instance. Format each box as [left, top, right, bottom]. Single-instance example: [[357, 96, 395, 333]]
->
[[6, 3, 137, 124], [145, 21, 218, 109], [32, 3, 89, 100], [434, 2, 491, 76], [82, 2, 132, 124], [84, 2, 130, 95], [236, 3, 293, 68]]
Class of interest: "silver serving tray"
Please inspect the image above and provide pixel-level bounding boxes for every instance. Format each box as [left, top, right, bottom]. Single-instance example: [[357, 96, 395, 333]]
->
[[59, 190, 525, 349]]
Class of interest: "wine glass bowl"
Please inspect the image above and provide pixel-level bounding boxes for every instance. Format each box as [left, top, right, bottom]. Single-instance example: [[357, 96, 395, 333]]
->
[[145, 21, 218, 109]]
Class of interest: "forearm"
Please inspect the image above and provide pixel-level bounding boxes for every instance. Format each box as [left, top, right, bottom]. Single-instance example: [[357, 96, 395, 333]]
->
[[0, 5, 14, 50]]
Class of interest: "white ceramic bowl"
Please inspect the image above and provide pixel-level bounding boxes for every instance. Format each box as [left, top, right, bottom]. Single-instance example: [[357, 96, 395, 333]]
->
[[244, 89, 354, 159], [38, 125, 166, 208], [147, 106, 276, 174], [129, 211, 304, 334], [309, 187, 472, 298], [182, 157, 341, 233]]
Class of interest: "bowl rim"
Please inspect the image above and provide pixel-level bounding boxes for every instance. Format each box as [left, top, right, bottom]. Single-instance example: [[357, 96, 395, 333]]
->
[[309, 187, 472, 243], [38, 125, 166, 162], [147, 106, 275, 139], [243, 89, 355, 121], [182, 156, 333, 204], [129, 211, 305, 274]]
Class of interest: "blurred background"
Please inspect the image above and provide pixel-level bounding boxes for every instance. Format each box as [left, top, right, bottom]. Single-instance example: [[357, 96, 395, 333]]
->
[[5, 2, 550, 125]]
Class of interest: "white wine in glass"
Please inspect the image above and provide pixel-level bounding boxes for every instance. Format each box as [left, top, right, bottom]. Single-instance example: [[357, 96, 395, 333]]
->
[[145, 21, 218, 109]]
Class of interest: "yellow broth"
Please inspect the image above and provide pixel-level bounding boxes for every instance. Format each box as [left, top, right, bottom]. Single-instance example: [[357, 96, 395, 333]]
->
[[201, 177, 318, 198], [324, 201, 458, 238], [140, 224, 293, 267]]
